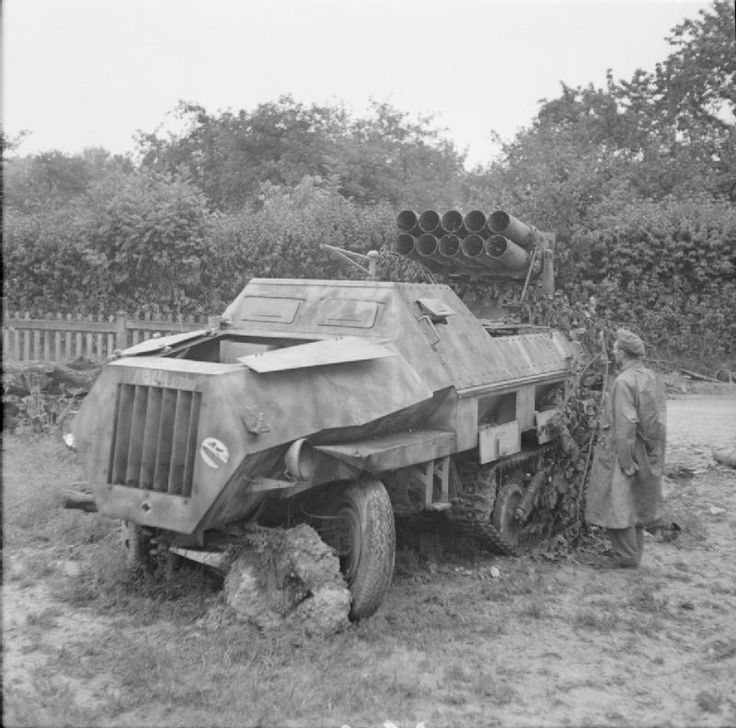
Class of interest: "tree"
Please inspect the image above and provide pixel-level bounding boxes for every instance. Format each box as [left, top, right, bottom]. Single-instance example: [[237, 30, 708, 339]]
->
[[332, 101, 466, 208], [459, 1, 735, 369], [609, 0, 736, 199], [136, 97, 348, 210], [4, 148, 134, 213], [83, 170, 211, 315], [3, 168, 211, 316], [136, 97, 466, 211], [466, 1, 735, 226]]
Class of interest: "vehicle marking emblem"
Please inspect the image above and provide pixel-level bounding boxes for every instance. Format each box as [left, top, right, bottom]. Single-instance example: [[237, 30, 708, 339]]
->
[[200, 437, 229, 469]]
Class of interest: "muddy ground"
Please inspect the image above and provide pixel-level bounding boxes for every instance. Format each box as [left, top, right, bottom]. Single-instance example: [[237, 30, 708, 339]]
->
[[3, 385, 736, 727]]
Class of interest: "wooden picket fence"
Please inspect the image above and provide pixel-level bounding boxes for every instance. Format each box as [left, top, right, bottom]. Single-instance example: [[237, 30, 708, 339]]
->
[[2, 309, 218, 363]]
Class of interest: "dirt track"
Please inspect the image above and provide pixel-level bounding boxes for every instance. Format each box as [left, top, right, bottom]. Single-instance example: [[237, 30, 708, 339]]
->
[[3, 387, 736, 727]]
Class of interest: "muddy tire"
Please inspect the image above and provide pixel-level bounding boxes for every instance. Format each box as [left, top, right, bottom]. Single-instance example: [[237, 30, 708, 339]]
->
[[120, 521, 155, 574], [325, 478, 396, 620]]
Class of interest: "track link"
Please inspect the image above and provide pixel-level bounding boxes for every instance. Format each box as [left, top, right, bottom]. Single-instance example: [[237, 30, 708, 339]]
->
[[450, 445, 553, 556]]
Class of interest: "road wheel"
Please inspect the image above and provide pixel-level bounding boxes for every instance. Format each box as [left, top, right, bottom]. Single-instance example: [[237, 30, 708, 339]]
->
[[323, 478, 396, 620], [491, 476, 525, 553]]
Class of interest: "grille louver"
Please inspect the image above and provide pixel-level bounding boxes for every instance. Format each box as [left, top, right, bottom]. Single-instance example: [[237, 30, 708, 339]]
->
[[108, 384, 201, 497]]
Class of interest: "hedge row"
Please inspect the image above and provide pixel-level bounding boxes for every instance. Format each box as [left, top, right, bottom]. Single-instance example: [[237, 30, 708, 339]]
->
[[4, 180, 734, 369]]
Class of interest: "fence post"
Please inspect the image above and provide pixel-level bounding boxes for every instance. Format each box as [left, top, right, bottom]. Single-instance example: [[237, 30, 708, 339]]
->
[[115, 311, 127, 351]]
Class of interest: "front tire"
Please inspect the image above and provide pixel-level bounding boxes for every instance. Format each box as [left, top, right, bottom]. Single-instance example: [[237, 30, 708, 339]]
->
[[323, 478, 396, 620], [120, 521, 155, 574]]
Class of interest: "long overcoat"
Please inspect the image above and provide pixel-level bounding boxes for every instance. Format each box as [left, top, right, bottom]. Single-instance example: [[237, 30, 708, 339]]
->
[[585, 360, 666, 529]]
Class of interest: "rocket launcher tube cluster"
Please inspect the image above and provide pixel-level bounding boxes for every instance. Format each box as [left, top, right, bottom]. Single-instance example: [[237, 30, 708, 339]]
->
[[366, 209, 547, 284], [393, 209, 544, 279]]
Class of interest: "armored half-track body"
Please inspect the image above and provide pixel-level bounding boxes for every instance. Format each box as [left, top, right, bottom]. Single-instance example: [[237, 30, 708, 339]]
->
[[72, 211, 582, 619]]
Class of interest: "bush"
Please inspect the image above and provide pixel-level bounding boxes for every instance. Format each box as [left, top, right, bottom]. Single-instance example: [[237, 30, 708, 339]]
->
[[558, 197, 736, 370], [3, 170, 211, 317], [201, 177, 401, 311]]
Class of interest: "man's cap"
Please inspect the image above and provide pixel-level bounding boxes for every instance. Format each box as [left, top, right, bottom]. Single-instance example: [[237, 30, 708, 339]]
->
[[615, 328, 645, 358]]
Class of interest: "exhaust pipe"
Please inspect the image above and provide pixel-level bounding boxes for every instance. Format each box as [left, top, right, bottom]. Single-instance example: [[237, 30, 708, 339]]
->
[[489, 210, 537, 249], [486, 235, 529, 271]]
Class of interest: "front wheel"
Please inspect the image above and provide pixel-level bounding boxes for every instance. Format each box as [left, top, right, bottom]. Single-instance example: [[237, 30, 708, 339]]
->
[[322, 478, 396, 620], [120, 521, 155, 574]]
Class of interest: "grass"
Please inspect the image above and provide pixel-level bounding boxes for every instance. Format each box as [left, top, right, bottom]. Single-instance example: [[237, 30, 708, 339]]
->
[[3, 432, 109, 548], [519, 598, 547, 619], [4, 431, 736, 728], [696, 690, 724, 714], [25, 606, 62, 629], [574, 607, 620, 632]]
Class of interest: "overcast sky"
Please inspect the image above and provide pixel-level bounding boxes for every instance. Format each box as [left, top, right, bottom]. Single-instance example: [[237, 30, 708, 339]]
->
[[3, 0, 710, 167]]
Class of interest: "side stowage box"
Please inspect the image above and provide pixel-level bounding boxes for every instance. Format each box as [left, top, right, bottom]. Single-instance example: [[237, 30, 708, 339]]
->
[[478, 421, 521, 464]]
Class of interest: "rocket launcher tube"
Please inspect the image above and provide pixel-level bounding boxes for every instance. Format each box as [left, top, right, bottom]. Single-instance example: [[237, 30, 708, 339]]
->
[[441, 210, 464, 233], [394, 232, 446, 273], [438, 233, 461, 258], [397, 209, 418, 231], [395, 233, 416, 256], [460, 233, 485, 258], [464, 210, 489, 236], [418, 210, 442, 233], [460, 233, 526, 274], [416, 232, 441, 259], [489, 210, 538, 249], [486, 234, 530, 271], [440, 234, 488, 270], [416, 233, 462, 270]]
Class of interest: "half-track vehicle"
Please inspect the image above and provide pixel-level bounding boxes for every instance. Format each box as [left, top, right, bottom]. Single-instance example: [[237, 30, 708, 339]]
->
[[71, 210, 583, 619]]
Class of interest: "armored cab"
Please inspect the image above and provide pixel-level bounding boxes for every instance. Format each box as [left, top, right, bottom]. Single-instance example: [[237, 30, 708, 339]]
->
[[72, 211, 582, 619]]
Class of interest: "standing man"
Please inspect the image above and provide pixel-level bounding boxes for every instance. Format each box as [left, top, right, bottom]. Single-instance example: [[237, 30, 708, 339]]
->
[[585, 329, 668, 568]]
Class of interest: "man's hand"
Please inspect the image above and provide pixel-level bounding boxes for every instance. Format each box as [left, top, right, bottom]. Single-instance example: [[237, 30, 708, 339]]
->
[[623, 464, 638, 477]]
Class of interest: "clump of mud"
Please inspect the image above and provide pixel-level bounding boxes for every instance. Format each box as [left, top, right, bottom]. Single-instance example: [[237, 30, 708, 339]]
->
[[223, 524, 351, 636]]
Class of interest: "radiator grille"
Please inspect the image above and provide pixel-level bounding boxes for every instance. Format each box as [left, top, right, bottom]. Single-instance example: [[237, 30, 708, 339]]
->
[[108, 384, 201, 496]]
